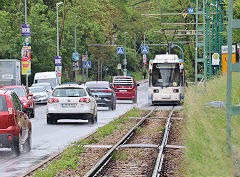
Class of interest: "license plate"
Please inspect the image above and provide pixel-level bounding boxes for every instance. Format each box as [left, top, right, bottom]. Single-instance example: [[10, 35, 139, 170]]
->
[[95, 97, 101, 100], [62, 103, 77, 108], [119, 90, 127, 92]]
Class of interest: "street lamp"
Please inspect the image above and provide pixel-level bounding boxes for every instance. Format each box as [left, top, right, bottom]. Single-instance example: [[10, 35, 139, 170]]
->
[[56, 2, 63, 84], [124, 32, 128, 76]]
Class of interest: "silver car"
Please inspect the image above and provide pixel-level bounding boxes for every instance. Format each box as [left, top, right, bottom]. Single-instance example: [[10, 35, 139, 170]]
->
[[29, 86, 49, 104]]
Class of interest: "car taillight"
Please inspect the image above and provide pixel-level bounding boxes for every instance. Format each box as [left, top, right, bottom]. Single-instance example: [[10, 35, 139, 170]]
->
[[79, 98, 91, 103], [48, 98, 59, 103], [8, 108, 16, 126], [105, 90, 111, 93], [21, 100, 28, 106]]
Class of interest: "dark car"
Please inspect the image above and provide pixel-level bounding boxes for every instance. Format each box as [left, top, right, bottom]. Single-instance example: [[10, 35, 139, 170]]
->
[[85, 81, 116, 110], [0, 90, 32, 154], [0, 85, 35, 118]]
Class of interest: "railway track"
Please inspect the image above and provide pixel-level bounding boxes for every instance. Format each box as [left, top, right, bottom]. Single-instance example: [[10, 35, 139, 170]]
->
[[83, 106, 184, 177]]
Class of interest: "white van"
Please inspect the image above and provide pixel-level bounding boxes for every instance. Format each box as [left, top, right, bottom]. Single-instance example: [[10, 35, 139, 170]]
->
[[33, 72, 58, 88]]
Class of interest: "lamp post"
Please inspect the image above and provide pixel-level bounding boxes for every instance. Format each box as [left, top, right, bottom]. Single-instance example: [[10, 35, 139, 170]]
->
[[124, 32, 128, 76], [56, 2, 63, 84]]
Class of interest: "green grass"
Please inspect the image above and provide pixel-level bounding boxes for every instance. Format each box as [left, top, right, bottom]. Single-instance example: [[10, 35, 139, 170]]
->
[[33, 108, 142, 177], [184, 73, 240, 176]]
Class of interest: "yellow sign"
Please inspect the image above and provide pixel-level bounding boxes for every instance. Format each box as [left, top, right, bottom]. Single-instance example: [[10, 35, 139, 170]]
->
[[22, 61, 31, 75], [192, 30, 195, 35], [182, 13, 187, 19]]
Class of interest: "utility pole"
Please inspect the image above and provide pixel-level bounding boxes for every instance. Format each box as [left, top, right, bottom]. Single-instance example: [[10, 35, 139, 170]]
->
[[24, 0, 28, 87], [124, 32, 128, 76], [74, 19, 77, 83], [56, 2, 63, 84], [86, 50, 88, 82]]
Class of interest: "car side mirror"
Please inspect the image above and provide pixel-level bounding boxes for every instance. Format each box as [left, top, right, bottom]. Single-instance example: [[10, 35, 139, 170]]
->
[[28, 93, 33, 97]]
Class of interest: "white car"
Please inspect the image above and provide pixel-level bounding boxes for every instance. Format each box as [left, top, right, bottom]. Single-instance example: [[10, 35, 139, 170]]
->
[[47, 84, 97, 124]]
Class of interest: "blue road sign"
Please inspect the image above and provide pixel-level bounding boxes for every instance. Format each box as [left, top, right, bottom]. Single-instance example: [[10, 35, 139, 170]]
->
[[188, 7, 194, 14], [72, 52, 79, 61], [141, 46, 149, 54], [117, 47, 124, 54], [84, 61, 91, 68]]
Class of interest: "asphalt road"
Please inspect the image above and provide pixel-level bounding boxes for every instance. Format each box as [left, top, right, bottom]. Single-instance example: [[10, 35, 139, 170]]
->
[[0, 80, 180, 177], [0, 81, 146, 177]]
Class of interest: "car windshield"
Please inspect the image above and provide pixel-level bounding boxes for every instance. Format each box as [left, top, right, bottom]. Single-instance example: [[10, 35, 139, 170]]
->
[[29, 86, 46, 93], [52, 88, 86, 97], [35, 79, 56, 88], [0, 96, 8, 111], [32, 84, 51, 90], [1, 87, 26, 97], [85, 82, 109, 89]]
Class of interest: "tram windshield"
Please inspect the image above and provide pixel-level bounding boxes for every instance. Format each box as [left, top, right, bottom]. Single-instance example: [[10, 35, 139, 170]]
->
[[151, 63, 181, 87]]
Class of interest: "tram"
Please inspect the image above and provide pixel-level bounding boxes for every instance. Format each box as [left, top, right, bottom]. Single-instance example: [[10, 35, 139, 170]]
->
[[148, 54, 184, 105]]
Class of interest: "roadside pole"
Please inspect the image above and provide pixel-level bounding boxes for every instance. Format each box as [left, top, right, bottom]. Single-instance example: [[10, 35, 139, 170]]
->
[[86, 51, 88, 82], [25, 0, 28, 87]]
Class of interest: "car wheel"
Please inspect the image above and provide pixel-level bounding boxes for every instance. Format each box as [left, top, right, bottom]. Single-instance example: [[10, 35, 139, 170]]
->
[[133, 97, 137, 103], [30, 109, 35, 118], [94, 114, 98, 123], [88, 114, 95, 125], [12, 135, 21, 155], [47, 114, 53, 124], [23, 136, 31, 152]]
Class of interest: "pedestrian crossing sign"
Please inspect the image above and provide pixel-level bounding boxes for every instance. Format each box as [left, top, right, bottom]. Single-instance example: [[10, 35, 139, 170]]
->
[[141, 46, 149, 54], [117, 47, 124, 54]]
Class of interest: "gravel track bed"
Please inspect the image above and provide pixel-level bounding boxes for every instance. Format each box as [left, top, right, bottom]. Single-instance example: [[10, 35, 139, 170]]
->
[[150, 111, 170, 118], [161, 109, 185, 177], [97, 148, 159, 177], [129, 119, 165, 145], [55, 148, 108, 177], [161, 149, 185, 177], [168, 119, 184, 146]]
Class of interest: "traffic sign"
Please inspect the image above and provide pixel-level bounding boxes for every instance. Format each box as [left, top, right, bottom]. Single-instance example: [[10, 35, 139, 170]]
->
[[72, 52, 79, 61], [55, 56, 62, 66], [84, 61, 91, 68], [141, 46, 149, 54], [82, 55, 88, 61], [188, 7, 194, 14], [117, 47, 124, 54], [117, 64, 121, 69]]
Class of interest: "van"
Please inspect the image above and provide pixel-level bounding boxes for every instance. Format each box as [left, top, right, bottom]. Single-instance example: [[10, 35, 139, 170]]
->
[[112, 76, 138, 103], [34, 72, 58, 88]]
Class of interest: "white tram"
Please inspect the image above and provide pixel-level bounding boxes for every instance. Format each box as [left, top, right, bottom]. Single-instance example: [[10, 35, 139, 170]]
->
[[148, 54, 184, 105]]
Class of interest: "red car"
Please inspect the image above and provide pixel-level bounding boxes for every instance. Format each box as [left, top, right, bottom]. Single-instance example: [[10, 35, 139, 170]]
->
[[0, 85, 35, 118], [0, 90, 32, 154], [112, 76, 138, 103]]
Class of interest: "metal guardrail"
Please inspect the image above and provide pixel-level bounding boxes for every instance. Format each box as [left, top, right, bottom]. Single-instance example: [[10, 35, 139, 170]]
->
[[152, 107, 175, 177], [83, 107, 158, 177]]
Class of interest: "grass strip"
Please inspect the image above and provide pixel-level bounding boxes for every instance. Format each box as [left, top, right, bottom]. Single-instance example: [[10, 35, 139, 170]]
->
[[184, 73, 240, 176]]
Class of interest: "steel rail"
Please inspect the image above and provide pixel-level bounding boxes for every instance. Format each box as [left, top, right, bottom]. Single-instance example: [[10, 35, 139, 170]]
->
[[152, 106, 175, 177], [83, 106, 158, 177]]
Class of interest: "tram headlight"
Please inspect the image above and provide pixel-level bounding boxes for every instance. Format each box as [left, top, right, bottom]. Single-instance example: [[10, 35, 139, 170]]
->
[[153, 89, 159, 93], [173, 89, 179, 93]]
